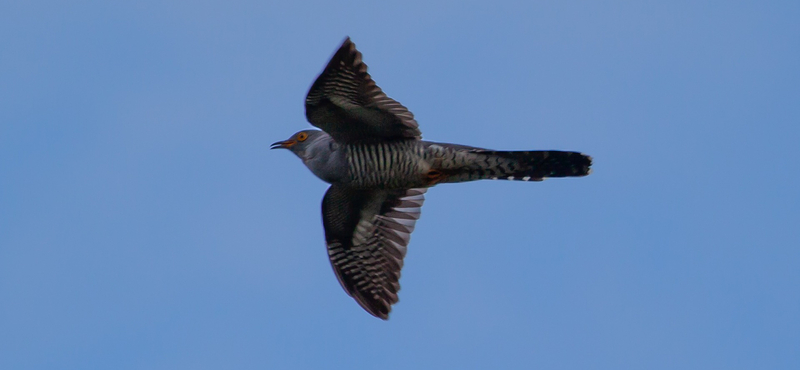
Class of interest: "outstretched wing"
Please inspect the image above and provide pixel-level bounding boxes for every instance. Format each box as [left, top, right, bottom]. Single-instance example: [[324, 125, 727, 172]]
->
[[321, 185, 426, 319], [305, 37, 421, 143]]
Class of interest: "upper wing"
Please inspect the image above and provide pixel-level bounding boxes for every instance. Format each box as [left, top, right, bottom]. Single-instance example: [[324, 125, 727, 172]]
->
[[321, 185, 426, 319], [305, 37, 421, 143]]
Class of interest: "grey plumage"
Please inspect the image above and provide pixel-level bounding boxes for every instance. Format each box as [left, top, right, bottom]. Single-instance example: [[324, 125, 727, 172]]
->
[[272, 37, 592, 319]]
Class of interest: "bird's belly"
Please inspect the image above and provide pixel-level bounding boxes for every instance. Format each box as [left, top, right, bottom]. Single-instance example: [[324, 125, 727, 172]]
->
[[343, 142, 428, 189]]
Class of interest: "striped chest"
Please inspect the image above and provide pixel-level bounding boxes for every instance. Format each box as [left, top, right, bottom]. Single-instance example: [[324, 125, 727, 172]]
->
[[343, 141, 427, 188]]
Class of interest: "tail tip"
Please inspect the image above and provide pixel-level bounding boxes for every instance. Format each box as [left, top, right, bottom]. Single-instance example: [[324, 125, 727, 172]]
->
[[578, 153, 593, 176]]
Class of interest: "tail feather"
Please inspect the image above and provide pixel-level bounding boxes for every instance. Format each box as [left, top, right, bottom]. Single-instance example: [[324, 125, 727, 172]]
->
[[483, 150, 592, 180], [434, 148, 592, 184]]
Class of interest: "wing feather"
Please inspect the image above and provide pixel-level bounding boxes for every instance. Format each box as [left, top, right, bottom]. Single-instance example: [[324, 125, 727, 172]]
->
[[305, 38, 421, 143], [321, 185, 426, 319]]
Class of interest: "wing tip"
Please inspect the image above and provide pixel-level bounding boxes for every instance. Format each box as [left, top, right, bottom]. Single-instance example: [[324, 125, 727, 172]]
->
[[373, 310, 390, 320], [331, 36, 368, 76], [355, 294, 394, 320]]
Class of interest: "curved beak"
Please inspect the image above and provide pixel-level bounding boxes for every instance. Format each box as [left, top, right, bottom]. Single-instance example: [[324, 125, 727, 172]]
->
[[270, 139, 296, 150]]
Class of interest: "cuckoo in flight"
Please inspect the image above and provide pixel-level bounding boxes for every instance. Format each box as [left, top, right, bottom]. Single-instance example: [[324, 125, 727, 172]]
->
[[272, 38, 592, 319]]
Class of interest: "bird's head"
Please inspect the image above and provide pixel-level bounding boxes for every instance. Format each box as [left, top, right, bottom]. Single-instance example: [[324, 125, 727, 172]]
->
[[270, 129, 327, 159]]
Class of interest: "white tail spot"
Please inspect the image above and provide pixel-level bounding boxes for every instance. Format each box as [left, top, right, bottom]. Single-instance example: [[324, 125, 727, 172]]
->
[[522, 176, 531, 181], [507, 176, 515, 180]]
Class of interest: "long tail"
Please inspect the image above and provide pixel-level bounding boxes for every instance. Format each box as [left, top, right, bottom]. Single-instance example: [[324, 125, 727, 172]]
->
[[476, 150, 592, 180], [428, 145, 592, 184]]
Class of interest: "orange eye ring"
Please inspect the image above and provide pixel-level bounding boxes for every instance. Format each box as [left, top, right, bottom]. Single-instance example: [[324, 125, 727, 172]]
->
[[297, 132, 308, 142]]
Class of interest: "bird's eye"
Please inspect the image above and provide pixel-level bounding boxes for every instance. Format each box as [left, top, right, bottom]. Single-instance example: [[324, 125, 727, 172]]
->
[[297, 132, 308, 142]]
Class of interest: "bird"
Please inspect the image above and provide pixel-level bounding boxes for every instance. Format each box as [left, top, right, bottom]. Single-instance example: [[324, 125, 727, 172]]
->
[[271, 37, 592, 320]]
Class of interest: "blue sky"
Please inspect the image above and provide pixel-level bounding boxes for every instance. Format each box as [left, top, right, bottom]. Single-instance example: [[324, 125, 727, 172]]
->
[[1, 1, 798, 369]]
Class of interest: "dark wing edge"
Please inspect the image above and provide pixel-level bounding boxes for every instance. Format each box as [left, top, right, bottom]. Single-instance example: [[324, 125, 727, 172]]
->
[[321, 185, 426, 319], [305, 37, 421, 143]]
